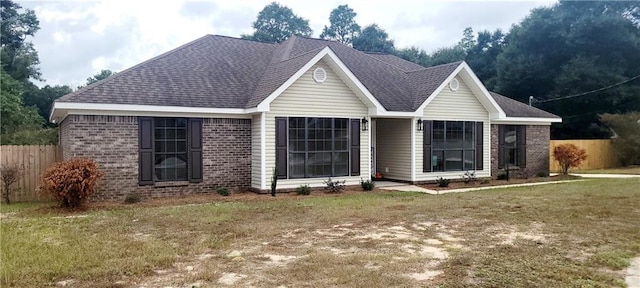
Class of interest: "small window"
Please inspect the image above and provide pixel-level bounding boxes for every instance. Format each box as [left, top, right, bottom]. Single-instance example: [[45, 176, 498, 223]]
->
[[449, 78, 460, 91], [504, 125, 518, 166]]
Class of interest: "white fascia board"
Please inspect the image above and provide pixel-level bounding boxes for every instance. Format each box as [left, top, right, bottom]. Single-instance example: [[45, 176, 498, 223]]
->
[[50, 102, 252, 122], [491, 117, 562, 125], [369, 107, 420, 118], [256, 46, 386, 113], [415, 62, 506, 118]]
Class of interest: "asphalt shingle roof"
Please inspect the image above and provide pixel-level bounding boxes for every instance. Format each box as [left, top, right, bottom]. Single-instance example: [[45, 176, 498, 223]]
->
[[490, 92, 560, 118], [57, 34, 559, 119]]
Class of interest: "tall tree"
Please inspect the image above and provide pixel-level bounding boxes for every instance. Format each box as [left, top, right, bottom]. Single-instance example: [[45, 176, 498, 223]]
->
[[429, 46, 466, 66], [0, 70, 43, 140], [85, 69, 115, 86], [495, 0, 640, 139], [465, 29, 506, 90], [457, 27, 476, 52], [242, 2, 312, 43], [352, 24, 395, 54], [320, 5, 360, 45], [394, 46, 431, 67], [0, 0, 41, 82], [23, 83, 72, 121]]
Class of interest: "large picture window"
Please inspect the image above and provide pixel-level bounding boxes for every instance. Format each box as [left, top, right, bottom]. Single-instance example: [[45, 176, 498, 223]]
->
[[432, 121, 476, 171], [288, 117, 350, 178]]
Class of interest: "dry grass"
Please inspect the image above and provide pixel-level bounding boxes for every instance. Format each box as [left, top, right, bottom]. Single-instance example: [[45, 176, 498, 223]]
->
[[1, 178, 639, 287]]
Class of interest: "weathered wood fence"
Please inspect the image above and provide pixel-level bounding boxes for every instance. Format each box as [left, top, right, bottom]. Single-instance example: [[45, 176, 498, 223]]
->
[[549, 139, 619, 172], [0, 145, 62, 202]]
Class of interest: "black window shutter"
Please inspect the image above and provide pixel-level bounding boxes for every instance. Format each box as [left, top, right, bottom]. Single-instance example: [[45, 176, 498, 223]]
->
[[476, 122, 483, 170], [498, 125, 505, 169], [188, 118, 203, 183], [350, 119, 361, 176], [138, 117, 154, 185], [275, 117, 288, 179], [423, 120, 433, 172], [517, 125, 527, 168]]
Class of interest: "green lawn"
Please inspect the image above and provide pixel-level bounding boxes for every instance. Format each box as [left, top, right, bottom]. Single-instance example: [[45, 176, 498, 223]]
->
[[2, 178, 639, 287], [578, 166, 640, 175]]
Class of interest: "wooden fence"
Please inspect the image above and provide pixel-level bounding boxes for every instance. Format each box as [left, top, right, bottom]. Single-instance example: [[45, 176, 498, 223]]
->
[[0, 145, 62, 202], [549, 139, 619, 172]]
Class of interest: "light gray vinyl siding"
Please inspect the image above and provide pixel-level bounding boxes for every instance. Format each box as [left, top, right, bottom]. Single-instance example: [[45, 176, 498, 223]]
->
[[376, 118, 412, 181], [416, 76, 491, 181], [251, 114, 262, 189], [264, 59, 370, 189]]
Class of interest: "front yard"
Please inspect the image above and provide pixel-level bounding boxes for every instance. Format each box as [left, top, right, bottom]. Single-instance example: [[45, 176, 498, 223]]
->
[[2, 178, 639, 287]]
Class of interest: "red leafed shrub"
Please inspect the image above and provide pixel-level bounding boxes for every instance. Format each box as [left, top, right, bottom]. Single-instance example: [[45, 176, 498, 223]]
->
[[553, 144, 588, 175], [40, 158, 104, 209]]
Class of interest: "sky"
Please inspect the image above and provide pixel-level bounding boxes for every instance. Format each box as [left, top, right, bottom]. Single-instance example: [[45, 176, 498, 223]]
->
[[21, 0, 555, 88]]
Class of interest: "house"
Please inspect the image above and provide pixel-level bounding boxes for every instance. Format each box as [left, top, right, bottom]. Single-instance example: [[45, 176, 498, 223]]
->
[[50, 35, 561, 200]]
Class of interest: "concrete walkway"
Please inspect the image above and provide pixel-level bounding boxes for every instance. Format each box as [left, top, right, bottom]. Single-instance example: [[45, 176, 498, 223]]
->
[[627, 257, 640, 288], [376, 180, 583, 195], [570, 173, 640, 178]]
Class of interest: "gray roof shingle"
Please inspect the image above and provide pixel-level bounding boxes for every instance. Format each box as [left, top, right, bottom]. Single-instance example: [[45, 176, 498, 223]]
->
[[57, 34, 559, 119]]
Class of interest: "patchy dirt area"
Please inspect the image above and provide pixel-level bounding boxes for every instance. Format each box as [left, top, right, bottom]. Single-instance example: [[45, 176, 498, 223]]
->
[[121, 220, 549, 287]]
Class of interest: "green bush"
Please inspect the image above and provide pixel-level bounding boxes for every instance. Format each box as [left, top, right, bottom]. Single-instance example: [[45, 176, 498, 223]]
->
[[461, 170, 477, 184], [436, 177, 450, 187], [216, 187, 229, 196], [497, 172, 509, 180], [295, 184, 311, 195], [537, 171, 550, 178], [323, 178, 345, 193], [360, 179, 375, 191], [600, 112, 640, 166], [124, 192, 141, 204]]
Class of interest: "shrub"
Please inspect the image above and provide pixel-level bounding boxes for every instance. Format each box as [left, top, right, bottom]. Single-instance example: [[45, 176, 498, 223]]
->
[[295, 184, 311, 195], [480, 178, 490, 184], [1, 164, 23, 204], [600, 112, 640, 166], [324, 178, 345, 193], [461, 170, 476, 184], [537, 171, 550, 178], [496, 170, 509, 180], [40, 158, 104, 209], [436, 177, 450, 187], [216, 187, 229, 196], [360, 178, 375, 191], [124, 192, 141, 204], [553, 144, 588, 175]]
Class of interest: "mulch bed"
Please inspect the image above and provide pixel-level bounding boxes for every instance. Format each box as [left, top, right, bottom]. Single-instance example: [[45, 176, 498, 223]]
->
[[422, 175, 581, 191]]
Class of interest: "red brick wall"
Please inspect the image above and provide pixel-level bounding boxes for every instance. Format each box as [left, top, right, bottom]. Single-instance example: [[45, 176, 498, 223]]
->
[[490, 124, 550, 178], [60, 115, 251, 200]]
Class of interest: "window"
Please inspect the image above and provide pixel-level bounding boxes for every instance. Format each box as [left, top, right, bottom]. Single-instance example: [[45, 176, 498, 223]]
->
[[154, 118, 188, 181], [138, 117, 202, 185], [431, 121, 476, 171], [288, 117, 349, 178], [498, 125, 526, 168]]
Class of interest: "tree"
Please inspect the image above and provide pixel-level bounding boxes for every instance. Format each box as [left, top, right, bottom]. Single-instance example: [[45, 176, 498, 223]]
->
[[394, 46, 431, 67], [0, 0, 41, 82], [495, 1, 640, 139], [242, 2, 312, 43], [352, 24, 395, 53], [22, 83, 72, 121], [320, 5, 360, 45], [1, 164, 23, 204], [429, 46, 466, 66], [465, 29, 506, 90], [84, 69, 115, 86], [457, 27, 476, 52], [600, 112, 640, 166], [0, 70, 43, 136], [553, 143, 588, 175]]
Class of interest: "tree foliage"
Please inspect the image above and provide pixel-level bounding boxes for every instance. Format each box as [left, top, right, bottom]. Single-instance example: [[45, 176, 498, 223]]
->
[[77, 69, 115, 89], [242, 2, 312, 43], [320, 5, 360, 45], [352, 24, 395, 54], [0, 0, 41, 82], [600, 112, 640, 165], [495, 1, 640, 139], [553, 143, 588, 175], [0, 70, 43, 135], [23, 83, 72, 121]]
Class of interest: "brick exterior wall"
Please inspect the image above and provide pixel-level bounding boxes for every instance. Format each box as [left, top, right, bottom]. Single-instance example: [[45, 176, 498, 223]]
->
[[490, 124, 550, 178], [60, 115, 251, 201]]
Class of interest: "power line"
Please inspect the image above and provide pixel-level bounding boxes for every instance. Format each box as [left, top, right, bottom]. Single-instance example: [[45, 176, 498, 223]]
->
[[537, 74, 640, 103]]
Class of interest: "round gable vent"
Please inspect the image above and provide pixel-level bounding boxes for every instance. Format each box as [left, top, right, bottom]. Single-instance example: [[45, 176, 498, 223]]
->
[[449, 78, 460, 91], [313, 67, 327, 83]]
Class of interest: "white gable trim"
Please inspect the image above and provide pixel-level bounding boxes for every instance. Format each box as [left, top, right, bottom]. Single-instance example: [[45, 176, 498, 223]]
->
[[256, 47, 385, 113], [416, 62, 506, 119], [50, 102, 254, 123]]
